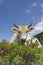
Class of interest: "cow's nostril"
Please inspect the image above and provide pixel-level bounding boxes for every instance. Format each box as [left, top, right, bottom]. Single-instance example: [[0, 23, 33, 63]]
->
[[21, 39, 26, 42]]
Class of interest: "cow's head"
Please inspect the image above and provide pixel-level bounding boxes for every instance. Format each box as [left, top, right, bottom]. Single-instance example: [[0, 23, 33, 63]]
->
[[11, 23, 34, 43]]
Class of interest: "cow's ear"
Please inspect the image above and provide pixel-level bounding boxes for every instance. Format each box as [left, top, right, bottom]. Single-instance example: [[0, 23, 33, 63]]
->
[[28, 26, 34, 32], [11, 27, 17, 32]]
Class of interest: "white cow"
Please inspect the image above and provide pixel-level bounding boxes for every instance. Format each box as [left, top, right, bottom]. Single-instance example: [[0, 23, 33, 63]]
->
[[9, 23, 42, 48]]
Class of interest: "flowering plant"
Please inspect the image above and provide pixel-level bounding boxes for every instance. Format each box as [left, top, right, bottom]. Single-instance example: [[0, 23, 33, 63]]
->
[[0, 40, 43, 65]]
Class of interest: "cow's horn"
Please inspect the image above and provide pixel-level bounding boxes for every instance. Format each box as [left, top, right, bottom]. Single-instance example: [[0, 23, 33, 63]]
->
[[28, 23, 32, 28], [14, 23, 19, 28]]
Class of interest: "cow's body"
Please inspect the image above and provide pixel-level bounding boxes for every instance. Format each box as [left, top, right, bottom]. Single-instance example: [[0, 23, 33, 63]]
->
[[9, 24, 42, 48], [25, 36, 42, 48]]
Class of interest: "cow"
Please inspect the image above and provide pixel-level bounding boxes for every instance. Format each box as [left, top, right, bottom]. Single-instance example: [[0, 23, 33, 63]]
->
[[9, 23, 42, 48]]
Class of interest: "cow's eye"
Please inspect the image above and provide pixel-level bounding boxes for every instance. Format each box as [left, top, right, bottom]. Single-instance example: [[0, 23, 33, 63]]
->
[[18, 31, 21, 33], [26, 31, 29, 33]]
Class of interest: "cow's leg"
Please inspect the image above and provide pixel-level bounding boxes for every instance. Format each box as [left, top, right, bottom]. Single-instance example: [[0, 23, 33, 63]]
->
[[9, 33, 18, 43], [24, 38, 32, 46]]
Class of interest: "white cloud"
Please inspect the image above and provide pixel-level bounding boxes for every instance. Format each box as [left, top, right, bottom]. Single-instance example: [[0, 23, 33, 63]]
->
[[25, 9, 31, 13], [32, 3, 37, 7], [0, 0, 4, 4], [28, 19, 43, 37], [25, 3, 37, 14]]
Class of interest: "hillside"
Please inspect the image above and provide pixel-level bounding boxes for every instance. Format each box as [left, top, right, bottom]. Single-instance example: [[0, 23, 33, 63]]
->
[[34, 32, 43, 45]]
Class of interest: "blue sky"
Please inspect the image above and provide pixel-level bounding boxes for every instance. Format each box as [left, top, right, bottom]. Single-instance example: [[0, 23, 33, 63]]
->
[[0, 0, 43, 41]]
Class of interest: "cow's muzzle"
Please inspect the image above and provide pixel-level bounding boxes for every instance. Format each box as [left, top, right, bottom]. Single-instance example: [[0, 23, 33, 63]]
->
[[21, 38, 26, 43]]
